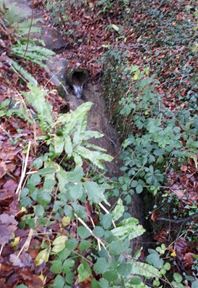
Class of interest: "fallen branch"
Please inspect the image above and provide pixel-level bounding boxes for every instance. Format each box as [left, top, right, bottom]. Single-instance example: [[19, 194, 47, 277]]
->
[[157, 213, 198, 224], [16, 141, 31, 199]]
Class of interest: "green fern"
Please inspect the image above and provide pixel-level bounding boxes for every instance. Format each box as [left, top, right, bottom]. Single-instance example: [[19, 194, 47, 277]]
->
[[23, 85, 53, 130], [53, 102, 113, 169], [11, 42, 55, 68], [11, 59, 38, 85], [0, 1, 41, 37]]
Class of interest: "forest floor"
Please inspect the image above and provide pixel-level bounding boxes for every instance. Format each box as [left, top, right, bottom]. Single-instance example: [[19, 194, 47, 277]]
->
[[0, 0, 197, 287]]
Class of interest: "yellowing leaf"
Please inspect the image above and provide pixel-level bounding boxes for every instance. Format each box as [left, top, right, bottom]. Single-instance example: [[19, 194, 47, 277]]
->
[[38, 273, 46, 284], [11, 236, 20, 248], [35, 248, 50, 266], [171, 250, 176, 257], [132, 70, 141, 80], [20, 207, 27, 213], [62, 216, 71, 227], [52, 235, 68, 254]]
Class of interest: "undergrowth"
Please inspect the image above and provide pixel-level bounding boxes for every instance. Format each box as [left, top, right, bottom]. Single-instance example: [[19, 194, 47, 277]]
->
[[101, 49, 198, 287]]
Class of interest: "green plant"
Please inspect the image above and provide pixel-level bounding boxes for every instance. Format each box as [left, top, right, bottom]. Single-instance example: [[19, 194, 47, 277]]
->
[[0, 1, 55, 84], [0, 0, 41, 37], [45, 0, 69, 26], [147, 244, 198, 288], [102, 53, 197, 199], [16, 85, 160, 287]]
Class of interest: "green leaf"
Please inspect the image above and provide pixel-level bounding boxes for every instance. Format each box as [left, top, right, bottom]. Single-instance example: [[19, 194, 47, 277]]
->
[[68, 183, 83, 201], [91, 279, 101, 288], [33, 157, 44, 169], [93, 226, 105, 238], [64, 136, 73, 157], [36, 189, 51, 206], [62, 259, 75, 273], [112, 198, 124, 221], [78, 261, 92, 283], [37, 166, 57, 176], [108, 239, 130, 255], [11, 60, 38, 85], [66, 166, 84, 182], [146, 250, 164, 269], [52, 235, 68, 254], [16, 285, 28, 288], [192, 280, 198, 288], [99, 278, 109, 288], [101, 214, 112, 229], [50, 259, 63, 274], [79, 240, 91, 252], [76, 146, 113, 170], [94, 257, 109, 274], [53, 275, 65, 288], [84, 181, 106, 203], [103, 270, 118, 282], [111, 217, 145, 240], [54, 135, 64, 155], [173, 273, 183, 283], [130, 260, 160, 278], [164, 262, 171, 271], [65, 239, 78, 251], [34, 205, 45, 217], [136, 183, 143, 194], [77, 226, 91, 239], [23, 85, 53, 129], [129, 277, 142, 285], [28, 174, 41, 187]]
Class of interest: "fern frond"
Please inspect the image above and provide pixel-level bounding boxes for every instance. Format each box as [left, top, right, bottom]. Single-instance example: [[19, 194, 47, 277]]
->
[[11, 42, 55, 67], [10, 59, 38, 85]]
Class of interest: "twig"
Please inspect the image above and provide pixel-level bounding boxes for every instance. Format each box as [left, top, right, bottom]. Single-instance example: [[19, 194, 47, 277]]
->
[[157, 213, 198, 224], [17, 228, 34, 257], [16, 141, 31, 199], [0, 244, 5, 256], [74, 213, 107, 252], [99, 203, 116, 228], [23, 8, 34, 58]]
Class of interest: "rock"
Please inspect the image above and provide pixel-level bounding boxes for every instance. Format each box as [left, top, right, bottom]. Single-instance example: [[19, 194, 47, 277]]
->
[[42, 27, 68, 51]]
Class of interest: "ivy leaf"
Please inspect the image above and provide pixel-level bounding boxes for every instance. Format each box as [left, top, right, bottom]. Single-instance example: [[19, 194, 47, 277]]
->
[[77, 261, 92, 283]]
